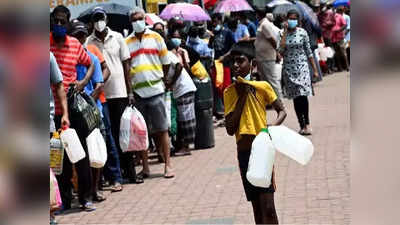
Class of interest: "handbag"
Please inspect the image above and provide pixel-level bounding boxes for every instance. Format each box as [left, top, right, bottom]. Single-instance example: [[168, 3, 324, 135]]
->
[[67, 84, 101, 137]]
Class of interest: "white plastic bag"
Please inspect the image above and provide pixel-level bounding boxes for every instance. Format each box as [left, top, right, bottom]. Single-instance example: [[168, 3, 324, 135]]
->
[[86, 128, 107, 168], [269, 125, 314, 165], [60, 128, 85, 163], [119, 106, 149, 152], [165, 92, 172, 128], [246, 128, 276, 188]]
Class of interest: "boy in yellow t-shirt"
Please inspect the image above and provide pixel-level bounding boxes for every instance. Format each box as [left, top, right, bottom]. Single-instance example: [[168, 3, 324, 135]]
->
[[224, 40, 287, 224]]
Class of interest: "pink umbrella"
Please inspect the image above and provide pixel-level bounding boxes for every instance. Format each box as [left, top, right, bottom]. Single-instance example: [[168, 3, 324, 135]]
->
[[159, 3, 211, 21], [213, 0, 254, 13]]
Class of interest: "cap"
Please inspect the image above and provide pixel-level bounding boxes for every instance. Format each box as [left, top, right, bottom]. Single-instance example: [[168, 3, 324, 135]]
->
[[70, 20, 88, 35], [91, 7, 107, 18]]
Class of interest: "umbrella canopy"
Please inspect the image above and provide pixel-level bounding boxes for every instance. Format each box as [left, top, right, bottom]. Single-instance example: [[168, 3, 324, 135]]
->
[[333, 0, 350, 7], [272, 3, 302, 20], [267, 0, 293, 8], [77, 3, 132, 35], [213, 0, 254, 13], [160, 3, 210, 21], [295, 1, 319, 27], [145, 13, 165, 26], [193, 0, 218, 9]]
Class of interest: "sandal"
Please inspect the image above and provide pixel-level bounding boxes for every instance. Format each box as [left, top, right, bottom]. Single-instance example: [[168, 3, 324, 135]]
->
[[138, 170, 150, 179], [110, 182, 123, 192], [93, 192, 106, 202], [129, 176, 144, 184], [164, 168, 175, 179], [81, 202, 96, 212]]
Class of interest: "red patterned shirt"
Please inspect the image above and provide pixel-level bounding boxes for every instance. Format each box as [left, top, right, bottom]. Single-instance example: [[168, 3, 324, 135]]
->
[[50, 33, 91, 115]]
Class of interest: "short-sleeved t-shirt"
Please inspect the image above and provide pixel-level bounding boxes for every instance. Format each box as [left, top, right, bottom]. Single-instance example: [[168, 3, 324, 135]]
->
[[255, 18, 279, 61], [125, 29, 170, 98], [224, 77, 277, 142], [343, 14, 350, 42], [332, 13, 346, 43], [86, 44, 107, 103], [76, 51, 104, 117], [232, 24, 250, 43], [50, 52, 63, 132], [50, 33, 91, 115], [167, 51, 197, 99], [86, 28, 130, 99], [246, 20, 257, 37]]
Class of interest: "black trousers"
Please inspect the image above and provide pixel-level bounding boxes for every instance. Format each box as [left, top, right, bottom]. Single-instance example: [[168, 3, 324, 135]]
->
[[333, 40, 349, 71], [54, 115, 92, 207], [106, 98, 137, 181], [293, 96, 310, 129]]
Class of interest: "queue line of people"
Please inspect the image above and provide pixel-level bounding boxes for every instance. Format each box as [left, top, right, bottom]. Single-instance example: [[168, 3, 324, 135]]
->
[[50, 2, 349, 224]]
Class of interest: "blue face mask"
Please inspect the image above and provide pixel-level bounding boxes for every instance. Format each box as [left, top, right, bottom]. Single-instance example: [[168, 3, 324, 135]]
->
[[52, 24, 67, 38], [171, 38, 181, 48], [288, 19, 298, 29], [244, 73, 251, 81]]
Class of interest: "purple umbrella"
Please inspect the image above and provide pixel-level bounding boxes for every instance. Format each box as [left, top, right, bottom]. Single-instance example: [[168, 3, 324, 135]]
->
[[213, 0, 254, 13], [159, 3, 210, 22]]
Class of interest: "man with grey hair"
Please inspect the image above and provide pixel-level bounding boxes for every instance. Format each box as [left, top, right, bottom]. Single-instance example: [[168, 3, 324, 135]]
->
[[86, 7, 144, 185], [255, 8, 283, 99], [125, 8, 175, 178]]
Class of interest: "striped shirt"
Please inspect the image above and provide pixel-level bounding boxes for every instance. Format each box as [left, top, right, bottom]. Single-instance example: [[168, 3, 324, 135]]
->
[[50, 33, 91, 115], [125, 29, 170, 98]]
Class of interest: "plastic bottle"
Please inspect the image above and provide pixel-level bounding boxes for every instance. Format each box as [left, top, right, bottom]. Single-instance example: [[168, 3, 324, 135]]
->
[[50, 132, 64, 175], [268, 125, 314, 165], [246, 128, 276, 188]]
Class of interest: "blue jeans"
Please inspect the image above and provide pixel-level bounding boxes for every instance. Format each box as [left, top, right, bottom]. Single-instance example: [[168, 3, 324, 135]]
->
[[102, 103, 123, 184]]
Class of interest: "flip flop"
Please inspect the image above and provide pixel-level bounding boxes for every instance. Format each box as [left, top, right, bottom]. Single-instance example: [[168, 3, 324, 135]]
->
[[164, 169, 175, 179], [111, 182, 123, 192]]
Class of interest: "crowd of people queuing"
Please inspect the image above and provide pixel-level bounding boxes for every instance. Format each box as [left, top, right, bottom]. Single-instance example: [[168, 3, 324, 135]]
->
[[50, 1, 350, 224]]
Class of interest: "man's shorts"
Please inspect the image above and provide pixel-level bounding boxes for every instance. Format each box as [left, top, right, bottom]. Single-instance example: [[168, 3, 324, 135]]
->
[[238, 150, 276, 201], [134, 93, 168, 135]]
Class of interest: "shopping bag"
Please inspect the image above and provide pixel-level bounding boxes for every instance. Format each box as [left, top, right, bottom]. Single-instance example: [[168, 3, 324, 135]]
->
[[50, 169, 62, 210], [119, 106, 149, 152], [50, 131, 64, 175], [86, 128, 107, 168], [67, 85, 101, 137], [60, 128, 85, 163]]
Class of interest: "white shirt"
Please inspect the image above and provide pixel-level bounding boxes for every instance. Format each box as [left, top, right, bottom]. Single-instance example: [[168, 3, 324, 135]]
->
[[87, 28, 131, 99], [167, 52, 197, 99]]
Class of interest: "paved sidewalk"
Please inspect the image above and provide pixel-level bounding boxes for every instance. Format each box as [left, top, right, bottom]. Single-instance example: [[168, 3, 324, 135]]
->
[[57, 72, 350, 225]]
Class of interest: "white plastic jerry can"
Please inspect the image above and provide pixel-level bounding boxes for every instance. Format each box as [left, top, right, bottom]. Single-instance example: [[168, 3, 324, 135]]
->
[[246, 128, 276, 188], [60, 128, 86, 164], [268, 125, 314, 165]]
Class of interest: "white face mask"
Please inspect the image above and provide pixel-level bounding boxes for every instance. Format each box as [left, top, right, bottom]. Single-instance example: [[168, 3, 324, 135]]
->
[[132, 20, 146, 33], [94, 20, 106, 32]]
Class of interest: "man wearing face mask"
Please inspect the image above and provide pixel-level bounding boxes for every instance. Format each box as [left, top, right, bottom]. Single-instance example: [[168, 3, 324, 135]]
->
[[255, 8, 283, 100], [86, 7, 143, 184], [209, 13, 235, 60], [125, 7, 175, 179], [50, 5, 96, 212], [186, 26, 214, 71], [318, 1, 336, 73]]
